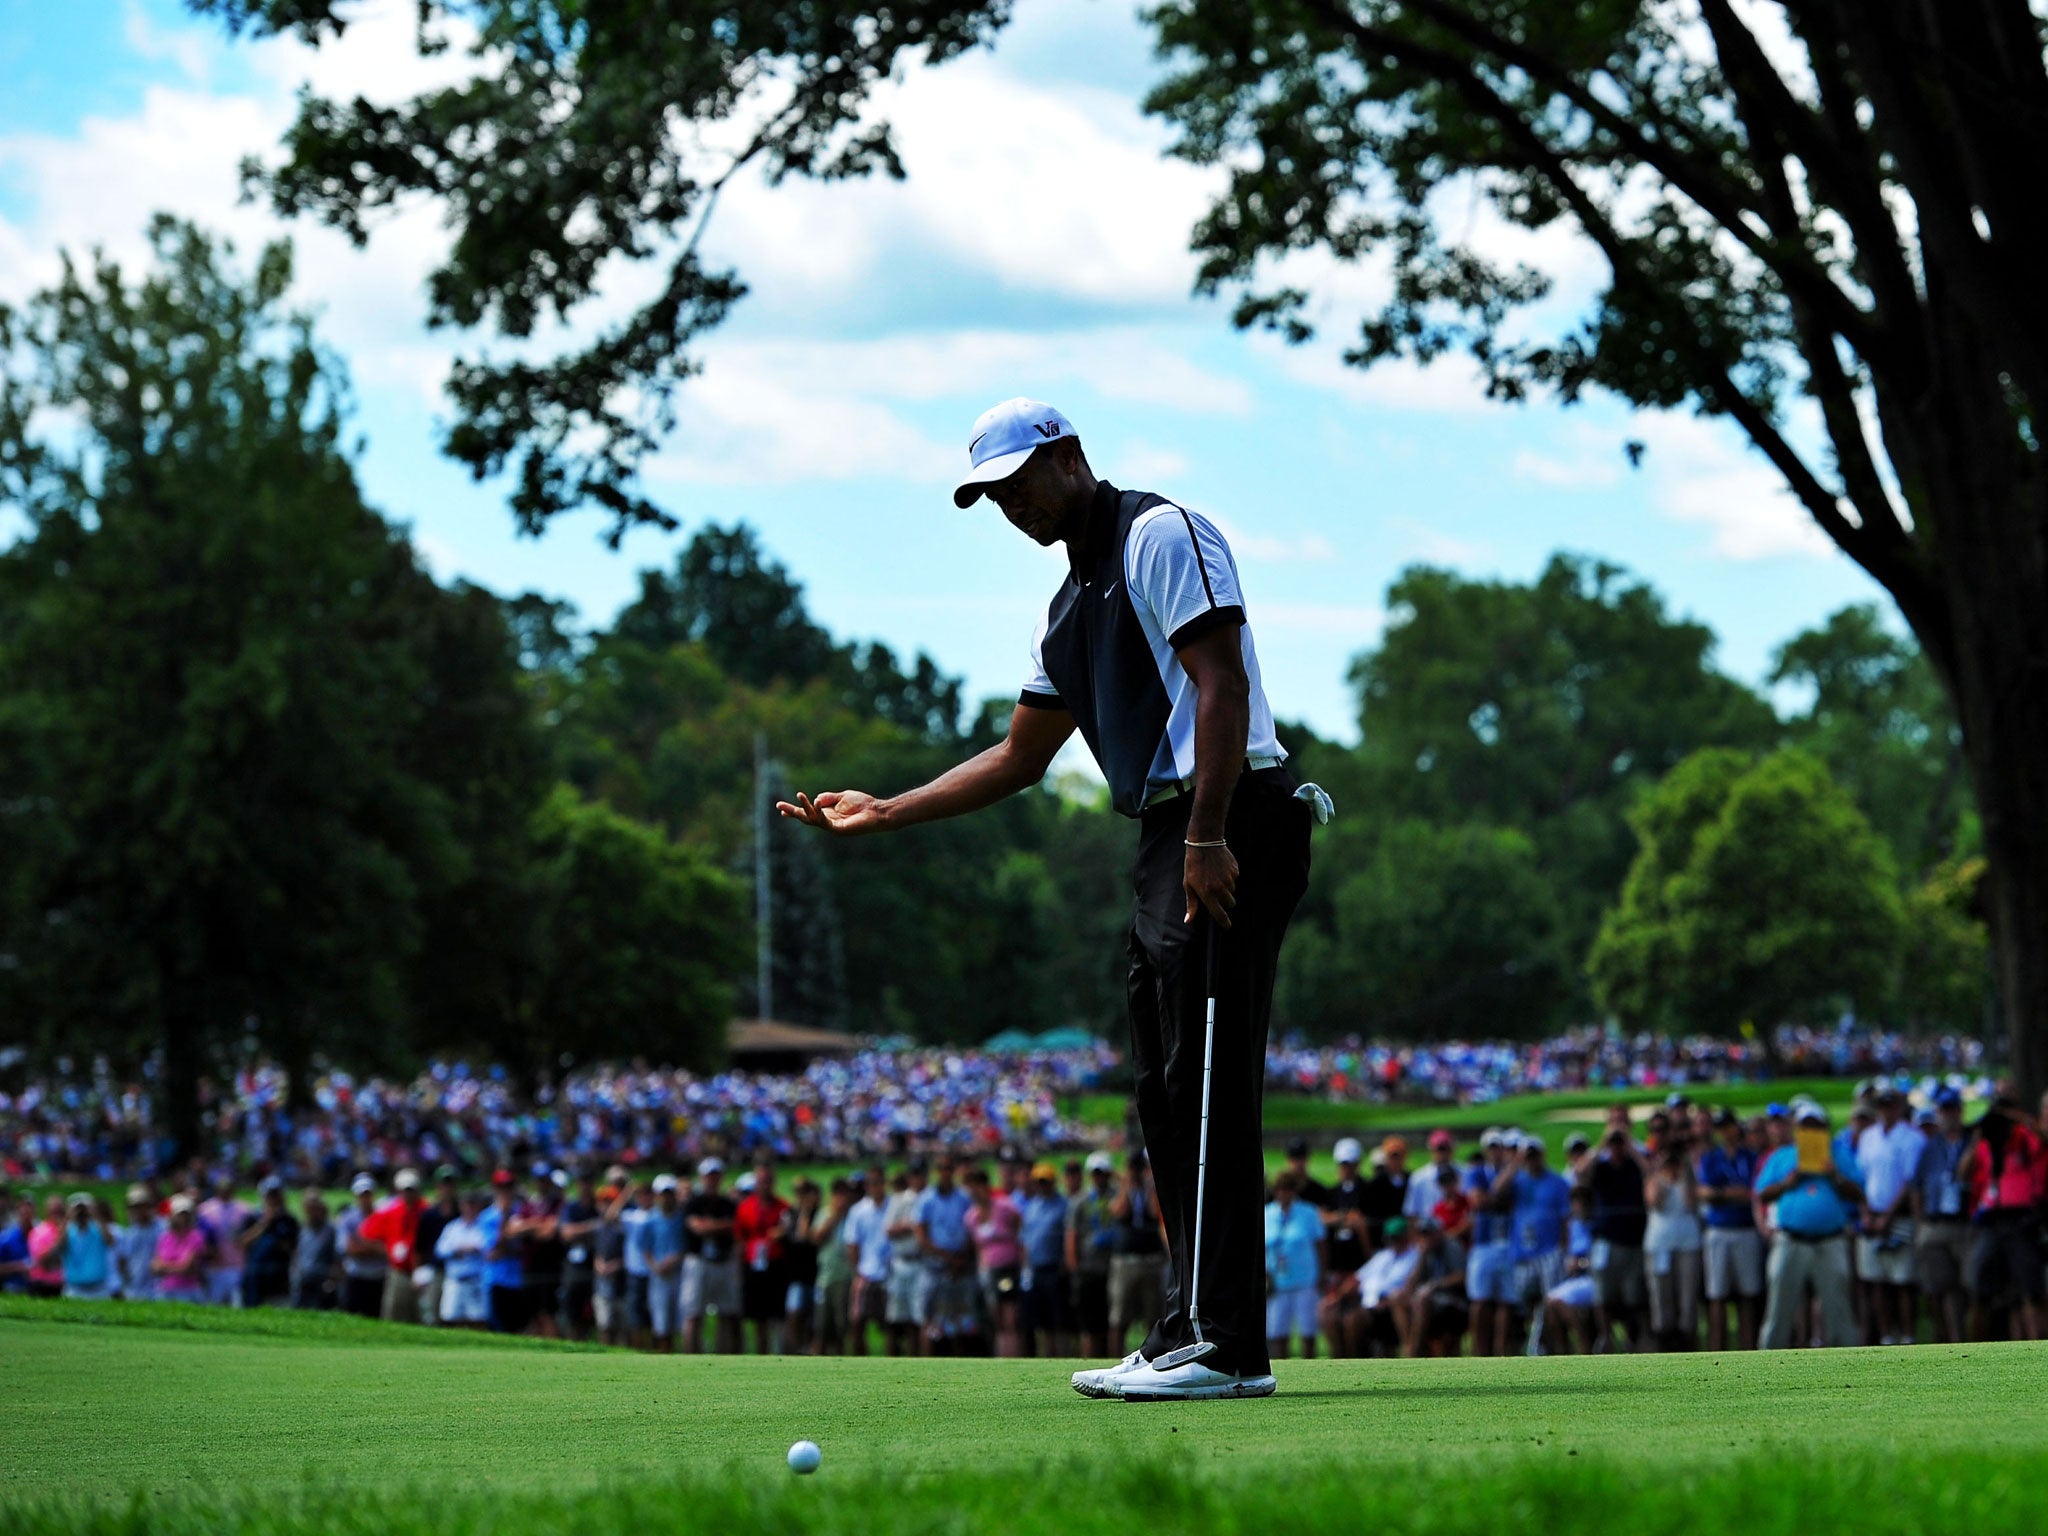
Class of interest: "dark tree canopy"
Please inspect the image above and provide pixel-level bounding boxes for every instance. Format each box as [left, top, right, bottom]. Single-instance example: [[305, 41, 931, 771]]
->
[[0, 219, 548, 1152], [1143, 0, 2048, 1092], [190, 0, 1011, 536]]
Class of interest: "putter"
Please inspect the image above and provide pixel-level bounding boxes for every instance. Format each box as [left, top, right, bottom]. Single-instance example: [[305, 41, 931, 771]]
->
[[1150, 912, 1221, 1373]]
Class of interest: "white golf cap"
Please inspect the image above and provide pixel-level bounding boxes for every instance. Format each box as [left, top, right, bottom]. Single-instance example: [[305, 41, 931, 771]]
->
[[1333, 1137, 1363, 1165], [697, 1157, 725, 1177], [350, 1174, 376, 1195], [393, 1169, 422, 1191], [1084, 1151, 1115, 1174], [651, 1174, 679, 1194], [952, 397, 1076, 508]]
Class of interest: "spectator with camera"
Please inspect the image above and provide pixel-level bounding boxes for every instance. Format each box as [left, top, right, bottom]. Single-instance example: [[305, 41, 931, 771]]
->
[[1856, 1086, 1925, 1344], [1642, 1125, 1703, 1351], [1579, 1118, 1648, 1352]]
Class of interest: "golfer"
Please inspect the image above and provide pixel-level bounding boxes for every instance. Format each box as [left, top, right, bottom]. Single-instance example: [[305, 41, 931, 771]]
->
[[779, 398, 1316, 1401]]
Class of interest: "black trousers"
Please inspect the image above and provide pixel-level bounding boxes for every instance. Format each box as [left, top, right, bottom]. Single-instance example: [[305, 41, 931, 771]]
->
[[1129, 766, 1310, 1376]]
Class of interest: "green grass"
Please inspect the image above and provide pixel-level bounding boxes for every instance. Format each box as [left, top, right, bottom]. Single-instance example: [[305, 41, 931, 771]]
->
[[6, 1299, 2048, 1533]]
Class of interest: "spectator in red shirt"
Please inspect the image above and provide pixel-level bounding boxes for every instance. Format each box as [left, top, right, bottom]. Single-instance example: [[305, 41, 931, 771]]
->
[[359, 1169, 428, 1324], [734, 1157, 792, 1355], [1963, 1099, 2047, 1342]]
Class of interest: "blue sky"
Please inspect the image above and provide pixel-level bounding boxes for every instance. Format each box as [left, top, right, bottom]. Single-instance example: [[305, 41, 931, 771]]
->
[[0, 0, 1890, 747]]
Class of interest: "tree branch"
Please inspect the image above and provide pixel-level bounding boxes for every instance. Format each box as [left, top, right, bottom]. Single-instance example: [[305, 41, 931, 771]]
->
[[1394, 0, 1890, 369]]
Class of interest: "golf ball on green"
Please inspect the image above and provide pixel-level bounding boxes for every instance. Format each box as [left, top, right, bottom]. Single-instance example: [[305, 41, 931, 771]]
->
[[788, 1440, 821, 1474]]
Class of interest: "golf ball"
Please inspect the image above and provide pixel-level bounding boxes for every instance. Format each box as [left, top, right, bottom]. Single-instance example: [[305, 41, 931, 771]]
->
[[787, 1440, 822, 1475]]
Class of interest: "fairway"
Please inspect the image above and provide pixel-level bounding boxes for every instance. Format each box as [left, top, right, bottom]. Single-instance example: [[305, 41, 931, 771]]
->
[[8, 1303, 2048, 1534]]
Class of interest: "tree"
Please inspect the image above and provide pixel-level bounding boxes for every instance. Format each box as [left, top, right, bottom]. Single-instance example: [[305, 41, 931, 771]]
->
[[1590, 747, 1902, 1036], [1771, 604, 1971, 879], [191, 0, 1008, 535], [1339, 554, 1774, 1007], [1290, 820, 1571, 1041], [512, 787, 748, 1075], [1142, 0, 2048, 1092], [0, 218, 544, 1155]]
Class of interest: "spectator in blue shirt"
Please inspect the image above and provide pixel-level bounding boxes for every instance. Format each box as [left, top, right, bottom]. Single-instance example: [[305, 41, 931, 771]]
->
[[481, 1183, 527, 1334], [1756, 1104, 1864, 1349], [1017, 1164, 1071, 1356], [1697, 1110, 1764, 1350], [1263, 1171, 1326, 1360], [1464, 1137, 1518, 1357], [1496, 1138, 1570, 1352], [642, 1175, 688, 1352], [0, 1196, 33, 1294], [1908, 1089, 1972, 1343], [916, 1157, 978, 1354]]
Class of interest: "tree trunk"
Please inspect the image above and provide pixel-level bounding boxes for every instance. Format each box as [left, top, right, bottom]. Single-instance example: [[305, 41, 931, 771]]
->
[[1904, 316, 2048, 1104], [159, 993, 204, 1172], [1946, 559, 2048, 1105]]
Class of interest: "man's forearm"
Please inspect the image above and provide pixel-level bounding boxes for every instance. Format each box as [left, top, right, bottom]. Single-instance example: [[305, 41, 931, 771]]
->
[[1185, 670, 1250, 842], [878, 739, 1047, 829]]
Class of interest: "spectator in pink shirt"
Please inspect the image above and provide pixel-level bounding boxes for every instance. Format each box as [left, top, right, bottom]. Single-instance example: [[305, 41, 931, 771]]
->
[[152, 1195, 211, 1302], [965, 1166, 1024, 1357], [199, 1179, 253, 1308], [26, 1195, 66, 1298]]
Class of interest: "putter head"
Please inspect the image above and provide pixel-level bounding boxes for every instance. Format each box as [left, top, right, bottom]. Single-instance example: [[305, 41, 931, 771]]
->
[[1150, 1339, 1218, 1370], [1293, 782, 1335, 826]]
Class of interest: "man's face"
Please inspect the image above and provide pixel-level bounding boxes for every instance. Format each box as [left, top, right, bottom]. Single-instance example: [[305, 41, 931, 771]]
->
[[755, 1163, 776, 1197], [1940, 1104, 1963, 1134], [985, 443, 1085, 545], [703, 1172, 724, 1197]]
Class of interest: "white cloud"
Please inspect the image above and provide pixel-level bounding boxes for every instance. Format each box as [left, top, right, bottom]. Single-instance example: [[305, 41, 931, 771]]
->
[[1630, 412, 1835, 560], [1512, 447, 1622, 489], [1208, 514, 1336, 564], [124, 0, 214, 85], [698, 54, 1219, 308]]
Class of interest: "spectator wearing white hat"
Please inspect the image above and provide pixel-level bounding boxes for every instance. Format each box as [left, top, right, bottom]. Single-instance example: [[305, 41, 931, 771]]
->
[[57, 1192, 116, 1300], [682, 1157, 740, 1354], [151, 1194, 210, 1303], [1065, 1151, 1118, 1358], [335, 1175, 387, 1318], [114, 1185, 162, 1302], [1756, 1104, 1863, 1349], [643, 1174, 688, 1352], [360, 1168, 428, 1324], [1313, 1138, 1371, 1355]]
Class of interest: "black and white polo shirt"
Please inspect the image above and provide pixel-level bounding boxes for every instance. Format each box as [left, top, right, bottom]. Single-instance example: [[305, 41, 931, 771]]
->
[[1018, 480, 1284, 818]]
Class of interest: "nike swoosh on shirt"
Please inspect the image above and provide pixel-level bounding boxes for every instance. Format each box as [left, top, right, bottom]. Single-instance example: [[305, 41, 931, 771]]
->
[[1102, 581, 1119, 599]]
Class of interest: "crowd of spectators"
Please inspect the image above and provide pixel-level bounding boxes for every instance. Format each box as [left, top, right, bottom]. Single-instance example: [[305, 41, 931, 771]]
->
[[9, 1074, 2045, 1360], [0, 1046, 1117, 1185], [1265, 1023, 1991, 1104], [1264, 1077, 2048, 1359]]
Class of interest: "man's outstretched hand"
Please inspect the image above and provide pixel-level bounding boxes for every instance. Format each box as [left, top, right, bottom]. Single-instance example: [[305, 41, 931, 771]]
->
[[775, 790, 889, 836]]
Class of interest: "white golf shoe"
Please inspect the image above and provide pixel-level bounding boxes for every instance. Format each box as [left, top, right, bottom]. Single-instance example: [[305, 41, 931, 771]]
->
[[1071, 1350, 1151, 1399], [1112, 1360, 1277, 1402]]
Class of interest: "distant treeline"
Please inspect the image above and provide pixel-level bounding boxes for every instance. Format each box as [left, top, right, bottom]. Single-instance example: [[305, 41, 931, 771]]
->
[[0, 224, 1989, 1161]]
